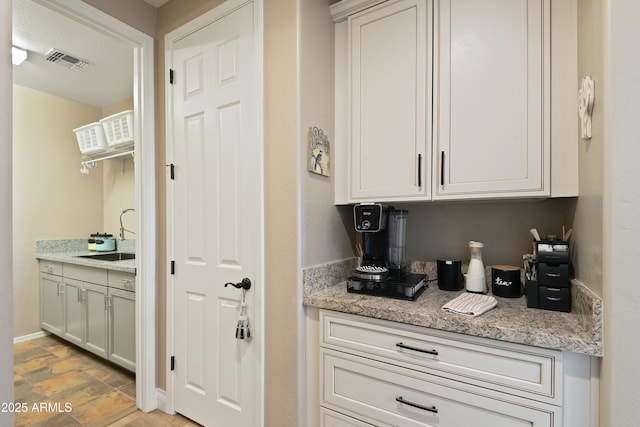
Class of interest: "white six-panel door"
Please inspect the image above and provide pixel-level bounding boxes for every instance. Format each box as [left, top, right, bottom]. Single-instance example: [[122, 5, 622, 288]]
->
[[166, 1, 261, 425]]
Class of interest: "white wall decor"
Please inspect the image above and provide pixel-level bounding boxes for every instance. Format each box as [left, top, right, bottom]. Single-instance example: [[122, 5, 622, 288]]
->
[[308, 126, 330, 176], [579, 76, 595, 140]]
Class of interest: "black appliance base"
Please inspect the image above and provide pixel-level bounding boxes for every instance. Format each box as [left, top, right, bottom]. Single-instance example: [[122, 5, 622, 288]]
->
[[347, 273, 427, 301]]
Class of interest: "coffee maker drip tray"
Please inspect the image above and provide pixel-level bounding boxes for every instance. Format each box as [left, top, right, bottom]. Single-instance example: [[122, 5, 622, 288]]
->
[[347, 273, 427, 301], [353, 265, 389, 281]]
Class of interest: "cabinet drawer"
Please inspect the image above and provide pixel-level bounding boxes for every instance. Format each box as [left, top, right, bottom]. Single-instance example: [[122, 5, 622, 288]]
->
[[538, 263, 570, 287], [108, 270, 135, 291], [39, 260, 63, 276], [539, 286, 571, 312], [321, 407, 374, 427], [63, 263, 108, 286], [322, 349, 557, 427], [321, 311, 561, 404]]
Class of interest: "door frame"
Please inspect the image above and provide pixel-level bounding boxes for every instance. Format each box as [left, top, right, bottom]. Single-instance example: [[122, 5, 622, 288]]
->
[[164, 0, 265, 422], [33, 0, 157, 412]]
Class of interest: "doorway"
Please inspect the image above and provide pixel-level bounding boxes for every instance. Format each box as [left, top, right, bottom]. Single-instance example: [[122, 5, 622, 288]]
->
[[11, 0, 156, 414]]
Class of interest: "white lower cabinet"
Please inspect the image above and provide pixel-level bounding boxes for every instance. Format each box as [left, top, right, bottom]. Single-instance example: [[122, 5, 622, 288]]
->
[[38, 260, 136, 372], [64, 280, 109, 358], [319, 310, 592, 427], [39, 261, 64, 336], [62, 265, 109, 359], [84, 282, 109, 358], [108, 287, 136, 371], [62, 278, 87, 348]]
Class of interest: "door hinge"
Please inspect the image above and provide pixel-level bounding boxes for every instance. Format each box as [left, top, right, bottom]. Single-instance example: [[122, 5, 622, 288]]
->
[[166, 163, 175, 180], [171, 356, 175, 371], [169, 68, 174, 84], [171, 260, 175, 275]]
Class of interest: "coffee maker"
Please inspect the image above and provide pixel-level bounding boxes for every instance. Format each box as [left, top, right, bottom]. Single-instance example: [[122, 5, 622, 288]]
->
[[347, 203, 427, 300]]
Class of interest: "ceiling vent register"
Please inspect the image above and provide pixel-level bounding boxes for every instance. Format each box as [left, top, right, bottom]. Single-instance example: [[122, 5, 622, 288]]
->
[[44, 48, 91, 71]]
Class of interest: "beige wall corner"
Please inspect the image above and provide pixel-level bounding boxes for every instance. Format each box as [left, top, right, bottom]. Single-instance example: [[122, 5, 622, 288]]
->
[[264, 0, 301, 425]]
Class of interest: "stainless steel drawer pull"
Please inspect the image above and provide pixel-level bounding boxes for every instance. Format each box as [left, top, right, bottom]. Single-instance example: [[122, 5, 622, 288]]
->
[[545, 297, 562, 301], [396, 396, 438, 414], [546, 273, 561, 277], [396, 342, 438, 356]]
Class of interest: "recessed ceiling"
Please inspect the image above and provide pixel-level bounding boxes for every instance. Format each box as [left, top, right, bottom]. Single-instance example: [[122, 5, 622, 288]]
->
[[12, 0, 133, 108]]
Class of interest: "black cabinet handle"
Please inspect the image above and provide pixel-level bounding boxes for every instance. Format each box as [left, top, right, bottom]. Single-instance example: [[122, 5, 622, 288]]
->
[[440, 151, 445, 186], [396, 342, 438, 356], [396, 396, 438, 414], [418, 154, 422, 188]]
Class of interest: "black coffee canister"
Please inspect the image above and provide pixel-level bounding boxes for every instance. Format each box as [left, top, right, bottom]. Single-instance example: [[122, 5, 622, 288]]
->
[[491, 265, 522, 298], [437, 260, 463, 291]]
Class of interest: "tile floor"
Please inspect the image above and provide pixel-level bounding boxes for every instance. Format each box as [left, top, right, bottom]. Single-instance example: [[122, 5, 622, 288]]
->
[[14, 334, 199, 427]]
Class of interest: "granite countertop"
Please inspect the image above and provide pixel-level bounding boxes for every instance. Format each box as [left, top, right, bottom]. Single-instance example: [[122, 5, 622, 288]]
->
[[36, 239, 136, 274], [303, 258, 603, 357]]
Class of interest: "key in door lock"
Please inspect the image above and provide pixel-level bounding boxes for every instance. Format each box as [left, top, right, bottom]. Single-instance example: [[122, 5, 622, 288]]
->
[[224, 278, 252, 340]]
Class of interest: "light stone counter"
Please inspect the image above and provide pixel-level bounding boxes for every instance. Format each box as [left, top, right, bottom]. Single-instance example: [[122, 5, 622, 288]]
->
[[303, 258, 602, 357], [36, 239, 136, 274]]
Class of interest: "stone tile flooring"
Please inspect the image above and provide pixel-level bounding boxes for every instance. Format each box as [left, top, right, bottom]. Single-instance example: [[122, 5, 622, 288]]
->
[[14, 334, 200, 427], [14, 334, 138, 427]]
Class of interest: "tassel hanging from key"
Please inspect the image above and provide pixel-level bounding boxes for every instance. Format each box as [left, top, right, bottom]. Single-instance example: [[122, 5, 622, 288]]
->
[[235, 288, 251, 340]]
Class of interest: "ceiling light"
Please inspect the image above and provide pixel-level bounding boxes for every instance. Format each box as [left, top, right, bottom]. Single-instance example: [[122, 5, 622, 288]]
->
[[12, 46, 27, 65]]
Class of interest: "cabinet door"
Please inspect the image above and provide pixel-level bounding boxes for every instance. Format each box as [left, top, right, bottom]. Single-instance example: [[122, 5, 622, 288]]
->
[[108, 288, 136, 372], [84, 282, 108, 358], [40, 273, 64, 336], [348, 0, 430, 201], [63, 279, 84, 347], [434, 0, 550, 199]]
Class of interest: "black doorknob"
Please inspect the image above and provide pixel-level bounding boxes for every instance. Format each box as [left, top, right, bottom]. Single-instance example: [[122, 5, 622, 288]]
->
[[224, 278, 252, 290]]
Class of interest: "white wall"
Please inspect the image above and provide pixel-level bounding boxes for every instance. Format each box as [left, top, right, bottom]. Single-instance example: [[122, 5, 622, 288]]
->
[[0, 1, 14, 424], [601, 0, 640, 424]]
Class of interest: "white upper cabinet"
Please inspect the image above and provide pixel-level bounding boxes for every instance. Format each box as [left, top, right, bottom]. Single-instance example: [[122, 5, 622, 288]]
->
[[332, 0, 578, 204], [347, 0, 429, 201], [434, 0, 549, 199]]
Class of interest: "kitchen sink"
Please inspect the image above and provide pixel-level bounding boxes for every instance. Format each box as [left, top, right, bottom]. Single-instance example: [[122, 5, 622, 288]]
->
[[77, 253, 135, 261]]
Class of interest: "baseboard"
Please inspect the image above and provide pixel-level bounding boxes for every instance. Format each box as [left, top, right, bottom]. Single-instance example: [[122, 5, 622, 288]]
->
[[156, 388, 169, 414], [14, 330, 49, 344]]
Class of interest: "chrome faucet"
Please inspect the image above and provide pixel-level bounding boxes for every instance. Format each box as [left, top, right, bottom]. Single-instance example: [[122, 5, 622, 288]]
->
[[119, 208, 135, 240]]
